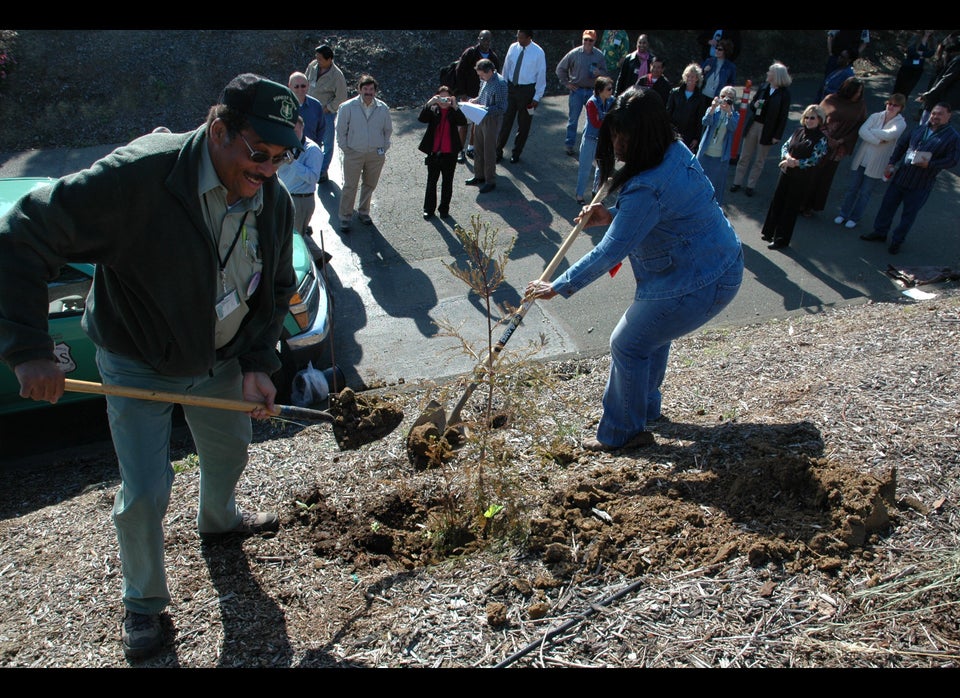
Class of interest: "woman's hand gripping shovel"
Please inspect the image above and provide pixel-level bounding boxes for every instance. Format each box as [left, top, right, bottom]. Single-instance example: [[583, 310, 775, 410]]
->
[[405, 179, 614, 459]]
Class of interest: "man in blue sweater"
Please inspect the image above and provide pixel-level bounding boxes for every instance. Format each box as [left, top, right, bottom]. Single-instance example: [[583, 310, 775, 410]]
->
[[861, 102, 960, 254]]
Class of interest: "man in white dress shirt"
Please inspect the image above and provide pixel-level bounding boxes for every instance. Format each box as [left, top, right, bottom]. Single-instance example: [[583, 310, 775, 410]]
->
[[496, 29, 547, 164]]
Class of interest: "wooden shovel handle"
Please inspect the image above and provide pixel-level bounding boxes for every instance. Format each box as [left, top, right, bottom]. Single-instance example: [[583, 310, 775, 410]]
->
[[63, 378, 335, 423]]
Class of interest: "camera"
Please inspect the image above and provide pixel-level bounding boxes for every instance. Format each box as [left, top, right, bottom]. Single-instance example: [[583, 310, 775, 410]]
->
[[723, 97, 735, 105], [439, 97, 450, 103]]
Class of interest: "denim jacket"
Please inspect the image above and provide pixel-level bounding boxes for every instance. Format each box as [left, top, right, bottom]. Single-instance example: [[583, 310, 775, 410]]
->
[[552, 141, 742, 301]]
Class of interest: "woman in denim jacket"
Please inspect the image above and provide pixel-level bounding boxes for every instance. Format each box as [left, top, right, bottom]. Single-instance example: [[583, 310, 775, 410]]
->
[[575, 76, 615, 204], [697, 85, 740, 205], [526, 87, 744, 451]]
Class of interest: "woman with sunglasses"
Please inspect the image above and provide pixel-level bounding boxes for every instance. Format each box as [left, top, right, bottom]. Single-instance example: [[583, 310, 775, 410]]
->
[[834, 94, 907, 229], [760, 105, 829, 250]]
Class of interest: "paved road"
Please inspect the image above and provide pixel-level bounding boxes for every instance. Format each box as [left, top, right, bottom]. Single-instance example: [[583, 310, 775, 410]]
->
[[2, 75, 958, 393]]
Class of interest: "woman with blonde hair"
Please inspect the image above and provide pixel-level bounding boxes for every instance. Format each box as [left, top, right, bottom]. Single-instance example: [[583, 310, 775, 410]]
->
[[730, 61, 793, 197], [665, 63, 708, 152], [760, 104, 828, 250]]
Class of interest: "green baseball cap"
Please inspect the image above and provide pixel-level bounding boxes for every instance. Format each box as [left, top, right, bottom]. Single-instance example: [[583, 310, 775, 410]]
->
[[220, 73, 301, 150]]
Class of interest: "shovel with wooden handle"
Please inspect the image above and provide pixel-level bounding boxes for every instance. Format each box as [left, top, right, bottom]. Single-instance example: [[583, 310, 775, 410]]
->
[[64, 378, 339, 420], [406, 178, 614, 447], [62, 377, 398, 450]]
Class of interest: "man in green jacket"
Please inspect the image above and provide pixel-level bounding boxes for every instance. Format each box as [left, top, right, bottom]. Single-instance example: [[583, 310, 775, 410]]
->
[[0, 73, 302, 661]]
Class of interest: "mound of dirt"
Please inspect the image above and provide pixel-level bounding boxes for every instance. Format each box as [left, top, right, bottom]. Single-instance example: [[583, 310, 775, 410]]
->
[[327, 387, 404, 451], [298, 417, 900, 583]]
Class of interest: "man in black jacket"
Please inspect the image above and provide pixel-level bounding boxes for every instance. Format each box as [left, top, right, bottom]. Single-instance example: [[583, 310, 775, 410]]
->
[[454, 30, 500, 162], [0, 73, 301, 661]]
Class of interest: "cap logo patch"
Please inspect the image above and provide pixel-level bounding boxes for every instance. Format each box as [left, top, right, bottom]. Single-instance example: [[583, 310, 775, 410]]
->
[[275, 95, 296, 123]]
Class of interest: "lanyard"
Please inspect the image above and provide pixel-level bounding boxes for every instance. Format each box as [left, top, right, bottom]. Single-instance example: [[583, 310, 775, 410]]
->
[[217, 210, 248, 292]]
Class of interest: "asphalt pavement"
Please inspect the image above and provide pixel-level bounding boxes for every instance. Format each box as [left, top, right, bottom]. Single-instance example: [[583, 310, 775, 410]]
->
[[2, 74, 958, 393]]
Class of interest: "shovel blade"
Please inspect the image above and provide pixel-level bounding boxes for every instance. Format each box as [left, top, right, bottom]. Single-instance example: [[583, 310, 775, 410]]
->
[[409, 398, 448, 437]]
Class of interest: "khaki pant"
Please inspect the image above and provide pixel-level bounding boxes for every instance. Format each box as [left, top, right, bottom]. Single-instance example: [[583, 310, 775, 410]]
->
[[339, 148, 386, 221], [291, 194, 316, 236], [733, 123, 774, 190]]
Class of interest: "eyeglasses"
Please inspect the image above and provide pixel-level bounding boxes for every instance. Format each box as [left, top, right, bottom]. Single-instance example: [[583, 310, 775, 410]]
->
[[802, 115, 818, 120], [239, 133, 293, 166]]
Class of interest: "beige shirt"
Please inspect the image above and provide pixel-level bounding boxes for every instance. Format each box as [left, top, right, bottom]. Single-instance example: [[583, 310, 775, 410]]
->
[[199, 139, 264, 349], [305, 61, 348, 114]]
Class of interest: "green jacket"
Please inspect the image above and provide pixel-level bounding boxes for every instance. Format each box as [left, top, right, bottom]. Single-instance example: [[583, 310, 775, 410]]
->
[[0, 126, 296, 376]]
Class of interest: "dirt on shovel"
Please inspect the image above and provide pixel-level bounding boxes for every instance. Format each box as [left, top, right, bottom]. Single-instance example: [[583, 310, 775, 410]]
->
[[327, 387, 405, 450]]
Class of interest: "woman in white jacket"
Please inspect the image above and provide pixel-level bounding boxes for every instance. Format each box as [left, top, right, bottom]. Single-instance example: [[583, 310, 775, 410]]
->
[[834, 93, 907, 229]]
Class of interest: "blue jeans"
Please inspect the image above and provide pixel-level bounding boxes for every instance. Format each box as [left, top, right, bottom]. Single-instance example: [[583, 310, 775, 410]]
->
[[597, 253, 744, 446], [566, 87, 593, 149], [838, 165, 881, 223], [872, 181, 932, 246], [697, 155, 729, 206], [320, 111, 336, 177], [576, 132, 599, 198], [97, 349, 251, 615]]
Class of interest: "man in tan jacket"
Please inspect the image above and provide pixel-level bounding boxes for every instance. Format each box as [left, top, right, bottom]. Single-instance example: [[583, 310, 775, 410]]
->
[[305, 44, 348, 184], [335, 74, 392, 232]]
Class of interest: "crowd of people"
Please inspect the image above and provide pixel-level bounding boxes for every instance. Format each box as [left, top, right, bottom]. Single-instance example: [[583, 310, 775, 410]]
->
[[288, 29, 959, 255]]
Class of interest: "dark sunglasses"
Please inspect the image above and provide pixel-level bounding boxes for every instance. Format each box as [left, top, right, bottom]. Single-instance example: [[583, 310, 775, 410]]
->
[[239, 133, 294, 166]]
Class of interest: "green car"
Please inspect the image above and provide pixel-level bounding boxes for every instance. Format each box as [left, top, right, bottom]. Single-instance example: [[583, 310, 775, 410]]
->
[[0, 177, 331, 415]]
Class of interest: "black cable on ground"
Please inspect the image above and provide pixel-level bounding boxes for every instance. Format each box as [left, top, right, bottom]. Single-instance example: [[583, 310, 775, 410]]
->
[[492, 578, 645, 668]]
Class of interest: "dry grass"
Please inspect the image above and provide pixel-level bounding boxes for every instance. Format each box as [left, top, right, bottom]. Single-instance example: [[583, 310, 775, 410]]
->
[[1, 286, 958, 668]]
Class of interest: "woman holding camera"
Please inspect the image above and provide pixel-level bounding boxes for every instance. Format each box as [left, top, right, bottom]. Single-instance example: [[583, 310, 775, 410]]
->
[[417, 85, 467, 219], [696, 85, 740, 205]]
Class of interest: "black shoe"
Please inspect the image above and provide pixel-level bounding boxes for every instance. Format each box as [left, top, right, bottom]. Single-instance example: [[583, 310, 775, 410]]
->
[[729, 184, 741, 193], [478, 182, 496, 193], [304, 226, 313, 237], [744, 187, 754, 197], [565, 147, 577, 157], [438, 210, 450, 219], [888, 242, 902, 254], [465, 177, 485, 186], [495, 151, 503, 163], [509, 154, 520, 164], [122, 610, 163, 660], [761, 234, 772, 242], [767, 241, 788, 250], [465, 149, 475, 160], [423, 212, 434, 220], [456, 152, 465, 164], [860, 232, 885, 242]]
